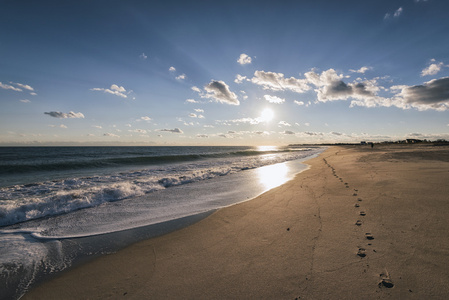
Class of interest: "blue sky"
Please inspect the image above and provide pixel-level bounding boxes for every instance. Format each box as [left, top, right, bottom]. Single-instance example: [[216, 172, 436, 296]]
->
[[1, 0, 448, 146]]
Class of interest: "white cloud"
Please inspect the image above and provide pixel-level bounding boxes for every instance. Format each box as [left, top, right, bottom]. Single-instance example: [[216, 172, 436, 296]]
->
[[394, 7, 403, 17], [93, 125, 102, 129], [305, 69, 378, 102], [217, 117, 261, 125], [176, 74, 186, 80], [139, 53, 147, 60], [237, 53, 252, 65], [294, 100, 304, 106], [104, 133, 120, 137], [140, 116, 152, 121], [390, 77, 449, 110], [197, 134, 209, 138], [44, 111, 85, 119], [385, 7, 403, 19], [14, 82, 34, 91], [194, 108, 204, 113], [421, 60, 445, 76], [191, 86, 201, 93], [128, 129, 147, 134], [331, 131, 343, 136], [30, 92, 37, 96], [349, 66, 372, 74], [169, 66, 176, 72], [158, 128, 183, 134], [0, 82, 22, 91], [278, 121, 291, 127], [251, 70, 310, 93], [263, 94, 285, 104], [282, 130, 296, 135], [185, 99, 200, 104], [234, 74, 247, 84], [189, 113, 198, 118], [20, 99, 31, 103], [91, 84, 128, 98], [60, 124, 67, 129], [203, 80, 240, 105]]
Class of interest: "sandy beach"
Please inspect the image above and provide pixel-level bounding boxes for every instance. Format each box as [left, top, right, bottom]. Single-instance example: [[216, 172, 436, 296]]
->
[[23, 145, 449, 299]]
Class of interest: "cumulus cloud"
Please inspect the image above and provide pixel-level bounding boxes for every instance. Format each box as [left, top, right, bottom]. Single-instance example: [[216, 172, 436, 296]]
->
[[91, 84, 128, 98], [169, 66, 176, 72], [294, 100, 304, 106], [349, 66, 372, 74], [251, 71, 310, 93], [158, 128, 183, 134], [391, 77, 449, 110], [194, 108, 204, 113], [203, 80, 239, 105], [44, 111, 85, 119], [305, 69, 377, 102], [421, 60, 445, 76], [263, 94, 285, 104], [197, 134, 209, 138], [237, 53, 252, 65], [278, 121, 291, 127], [235, 74, 247, 84], [185, 98, 199, 104], [189, 113, 204, 119]]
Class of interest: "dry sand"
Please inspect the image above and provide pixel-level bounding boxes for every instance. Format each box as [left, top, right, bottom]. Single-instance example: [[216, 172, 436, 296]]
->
[[23, 145, 449, 299]]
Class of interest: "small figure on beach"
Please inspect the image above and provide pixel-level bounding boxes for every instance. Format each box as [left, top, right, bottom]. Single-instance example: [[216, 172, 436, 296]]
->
[[371, 143, 374, 149]]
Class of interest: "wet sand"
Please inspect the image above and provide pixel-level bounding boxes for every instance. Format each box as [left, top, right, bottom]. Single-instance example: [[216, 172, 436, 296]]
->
[[24, 145, 449, 299]]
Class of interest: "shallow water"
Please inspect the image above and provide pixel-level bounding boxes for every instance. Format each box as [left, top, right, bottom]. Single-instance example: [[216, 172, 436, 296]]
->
[[0, 146, 324, 299]]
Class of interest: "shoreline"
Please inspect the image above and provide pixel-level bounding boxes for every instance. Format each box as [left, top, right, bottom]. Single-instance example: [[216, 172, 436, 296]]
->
[[23, 145, 449, 299]]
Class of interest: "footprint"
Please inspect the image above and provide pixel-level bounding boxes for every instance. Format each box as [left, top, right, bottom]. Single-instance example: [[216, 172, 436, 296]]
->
[[360, 211, 366, 216], [357, 198, 363, 202], [355, 220, 362, 226], [353, 193, 358, 196], [365, 233, 374, 240], [354, 203, 360, 207], [357, 248, 367, 257], [379, 270, 394, 288]]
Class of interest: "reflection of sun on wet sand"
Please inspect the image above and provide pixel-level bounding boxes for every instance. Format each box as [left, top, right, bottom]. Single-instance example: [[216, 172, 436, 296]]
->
[[24, 144, 449, 299]]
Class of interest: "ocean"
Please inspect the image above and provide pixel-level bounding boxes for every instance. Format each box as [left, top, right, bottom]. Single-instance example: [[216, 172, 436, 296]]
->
[[0, 145, 324, 299]]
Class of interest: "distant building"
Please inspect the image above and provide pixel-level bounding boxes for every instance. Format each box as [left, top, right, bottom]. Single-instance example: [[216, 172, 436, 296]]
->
[[406, 139, 423, 143], [360, 141, 367, 145]]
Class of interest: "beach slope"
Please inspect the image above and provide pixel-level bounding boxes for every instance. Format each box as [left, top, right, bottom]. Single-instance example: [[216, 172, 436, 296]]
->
[[24, 145, 449, 299]]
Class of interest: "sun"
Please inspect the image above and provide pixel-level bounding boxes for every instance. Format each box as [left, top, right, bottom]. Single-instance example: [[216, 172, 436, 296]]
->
[[260, 108, 274, 122]]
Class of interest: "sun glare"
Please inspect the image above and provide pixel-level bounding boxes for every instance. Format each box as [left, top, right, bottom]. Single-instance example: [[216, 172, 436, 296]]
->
[[260, 108, 274, 122]]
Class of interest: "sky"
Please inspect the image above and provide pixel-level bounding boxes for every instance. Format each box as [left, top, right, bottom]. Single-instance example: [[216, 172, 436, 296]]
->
[[1, 0, 449, 146]]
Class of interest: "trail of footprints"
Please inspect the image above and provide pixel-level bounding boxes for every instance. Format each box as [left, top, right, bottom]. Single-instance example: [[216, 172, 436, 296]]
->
[[322, 158, 394, 289]]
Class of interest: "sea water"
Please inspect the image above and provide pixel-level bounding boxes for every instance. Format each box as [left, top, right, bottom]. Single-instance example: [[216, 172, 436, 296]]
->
[[0, 146, 324, 299]]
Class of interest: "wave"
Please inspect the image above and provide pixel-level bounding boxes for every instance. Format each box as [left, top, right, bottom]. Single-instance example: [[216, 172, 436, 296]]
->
[[0, 148, 304, 175], [0, 148, 322, 227]]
